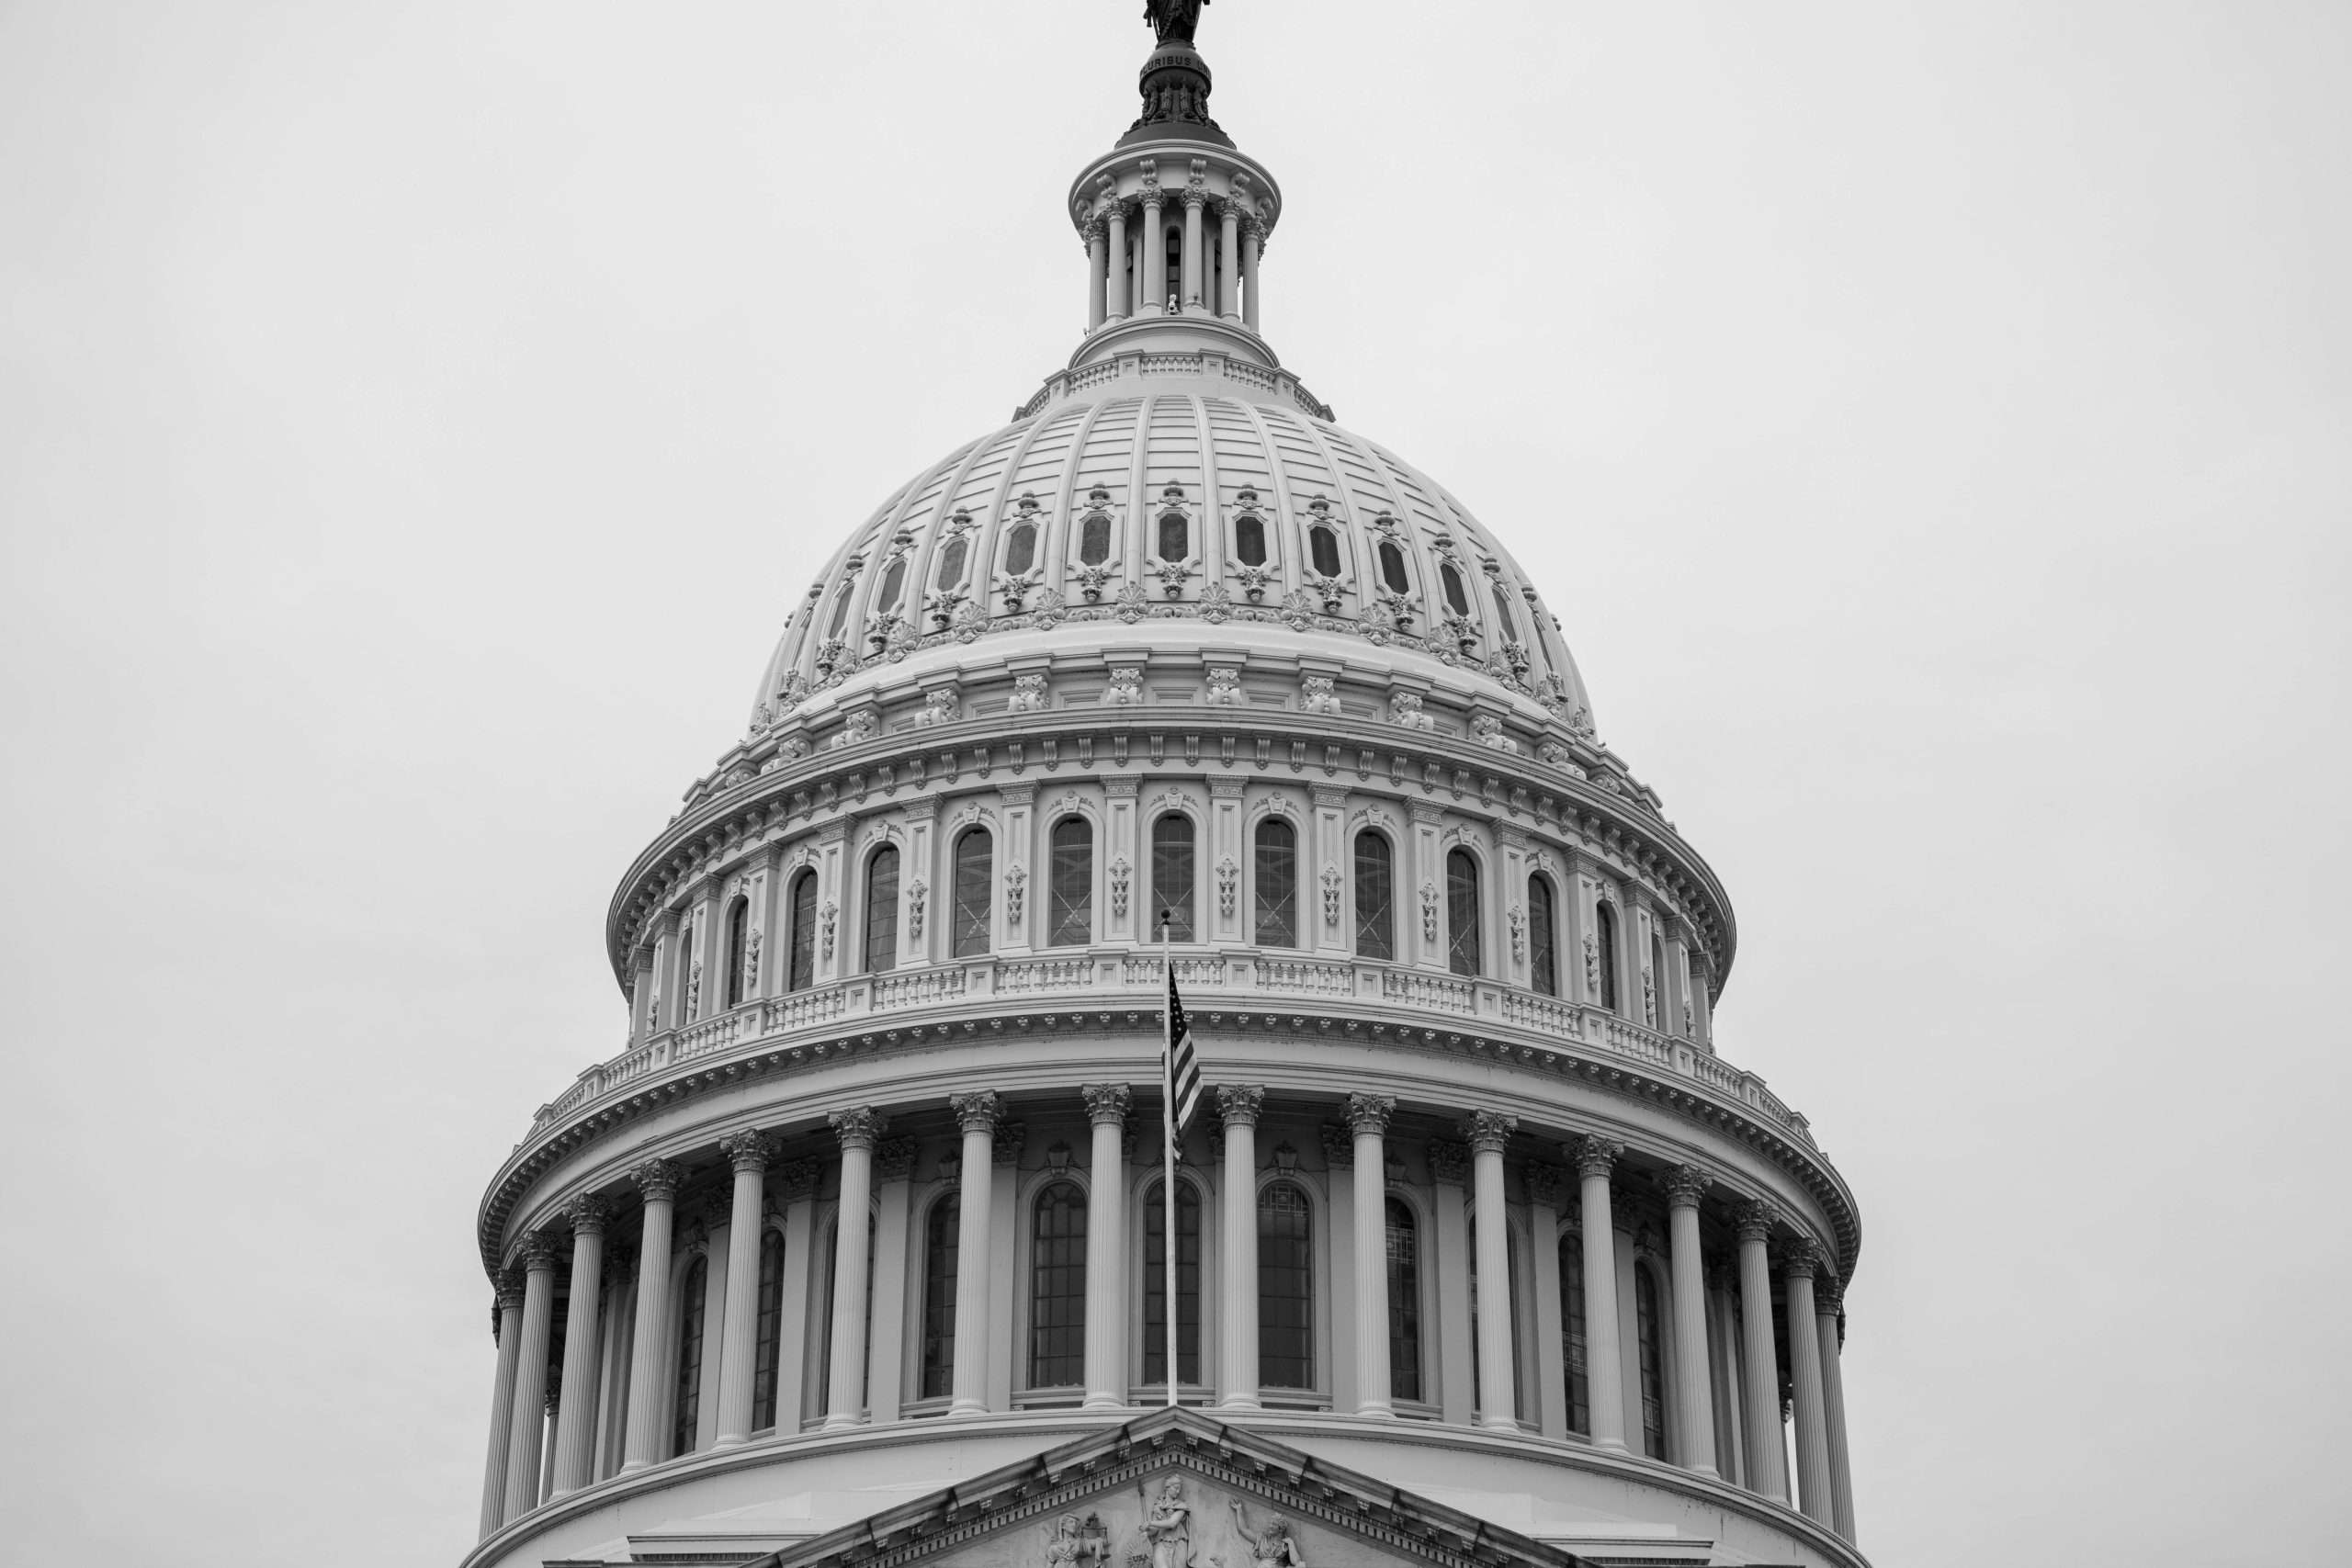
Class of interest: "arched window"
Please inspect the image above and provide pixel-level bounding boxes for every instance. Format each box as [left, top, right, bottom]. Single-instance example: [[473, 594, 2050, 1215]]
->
[[1385, 1197, 1423, 1403], [864, 846, 899, 974], [920, 1195, 959, 1400], [951, 829, 992, 958], [1378, 540, 1409, 593], [1650, 933, 1668, 1025], [1440, 562, 1470, 615], [1308, 525, 1341, 578], [1259, 1181, 1314, 1389], [1446, 849, 1481, 977], [786, 869, 817, 992], [675, 931, 697, 1022], [934, 536, 967, 590], [1353, 830, 1395, 961], [1048, 818, 1092, 947], [1489, 580, 1518, 638], [1558, 1234, 1589, 1436], [1079, 513, 1112, 566], [1151, 814, 1196, 941], [1234, 513, 1266, 566], [876, 558, 907, 611], [1143, 1179, 1202, 1385], [1158, 513, 1187, 560], [1253, 818, 1298, 949], [1528, 876, 1557, 997], [1596, 901, 1620, 1012], [1635, 1264, 1668, 1459], [815, 1217, 876, 1412], [673, 1254, 707, 1457], [750, 1229, 786, 1431], [724, 897, 752, 1010], [1003, 520, 1037, 576], [1029, 1180, 1088, 1387]]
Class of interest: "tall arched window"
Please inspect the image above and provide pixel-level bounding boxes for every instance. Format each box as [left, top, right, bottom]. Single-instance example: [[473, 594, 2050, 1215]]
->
[[864, 846, 899, 974], [1143, 1179, 1202, 1385], [1003, 520, 1037, 576], [1557, 1234, 1589, 1436], [934, 536, 968, 590], [724, 897, 752, 1010], [1635, 1264, 1668, 1459], [1151, 815, 1196, 940], [1446, 848, 1481, 977], [673, 1255, 708, 1457], [1234, 513, 1267, 566], [1377, 540, 1409, 593], [1259, 1182, 1314, 1389], [750, 1229, 786, 1431], [815, 1217, 875, 1412], [1385, 1197, 1422, 1403], [1440, 562, 1471, 615], [1308, 525, 1341, 578], [1029, 1180, 1088, 1387], [1650, 933, 1668, 1025], [1354, 831, 1395, 960], [920, 1196, 959, 1400], [1528, 876, 1557, 997], [1048, 818, 1092, 947], [1158, 513, 1187, 560], [1595, 901, 1620, 1012], [1468, 1218, 1523, 1417], [952, 829, 992, 957], [1079, 513, 1112, 566], [787, 869, 817, 992], [675, 930, 698, 1022], [1253, 818, 1298, 949]]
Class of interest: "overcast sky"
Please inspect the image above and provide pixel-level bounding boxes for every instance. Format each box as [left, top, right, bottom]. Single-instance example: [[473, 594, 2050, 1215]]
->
[[3, 3, 2346, 1564]]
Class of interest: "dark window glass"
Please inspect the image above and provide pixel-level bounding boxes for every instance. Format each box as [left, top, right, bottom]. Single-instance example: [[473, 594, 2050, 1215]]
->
[[751, 1230, 786, 1430], [1353, 831, 1394, 961], [1651, 934, 1668, 1022], [1048, 818, 1092, 947], [934, 536, 967, 589], [1028, 1180, 1088, 1387], [865, 846, 899, 974], [876, 558, 906, 610], [1309, 525, 1341, 578], [787, 870, 817, 992], [1258, 1182, 1314, 1389], [1470, 1224, 1522, 1418], [921, 1196, 959, 1400], [1636, 1266, 1668, 1459], [729, 898, 754, 1009], [1080, 513, 1111, 566], [1446, 848, 1481, 977], [1560, 1234, 1589, 1436], [676, 932, 697, 1022], [673, 1255, 707, 1457], [1441, 562, 1470, 615], [1385, 1197, 1422, 1403], [1004, 522, 1036, 576], [1165, 230, 1182, 299], [826, 585, 854, 637], [952, 829, 992, 958], [1144, 1179, 1202, 1385], [1234, 514, 1266, 565], [1378, 540, 1409, 592], [1158, 513, 1187, 560], [1529, 877, 1557, 997], [1490, 581, 1518, 637], [815, 1218, 876, 1411], [1253, 818, 1298, 949], [1151, 815, 1196, 941], [1596, 902, 1620, 1012]]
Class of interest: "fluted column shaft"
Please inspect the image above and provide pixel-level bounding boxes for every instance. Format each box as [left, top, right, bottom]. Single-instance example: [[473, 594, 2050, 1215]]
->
[[1103, 207, 1129, 322], [478, 1280, 526, 1537], [1181, 193, 1205, 309], [501, 1235, 559, 1521], [1240, 222, 1261, 332], [1466, 1111, 1519, 1429], [1349, 1095, 1396, 1416], [1217, 204, 1239, 317], [1085, 220, 1107, 331], [1784, 1244, 1835, 1524], [1216, 1085, 1264, 1410], [550, 1198, 610, 1494], [823, 1107, 882, 1430], [1573, 1137, 1628, 1450], [1664, 1168, 1718, 1477], [712, 1132, 775, 1446], [1817, 1277, 1856, 1540], [948, 1092, 998, 1415], [1735, 1202, 1790, 1502], [1081, 1085, 1131, 1409], [619, 1161, 682, 1472], [1141, 195, 1166, 310]]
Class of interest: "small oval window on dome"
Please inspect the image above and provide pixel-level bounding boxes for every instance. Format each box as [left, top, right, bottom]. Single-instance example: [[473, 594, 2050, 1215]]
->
[[1080, 513, 1112, 566], [1234, 513, 1266, 566], [876, 558, 907, 611], [1158, 513, 1187, 561], [1440, 563, 1469, 616], [1489, 581, 1518, 637], [1378, 540, 1409, 594], [1003, 521, 1037, 576], [934, 536, 968, 590], [1309, 525, 1341, 578]]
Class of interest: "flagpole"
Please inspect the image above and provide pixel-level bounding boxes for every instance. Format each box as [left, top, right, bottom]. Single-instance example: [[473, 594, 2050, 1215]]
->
[[1161, 911, 1179, 1409]]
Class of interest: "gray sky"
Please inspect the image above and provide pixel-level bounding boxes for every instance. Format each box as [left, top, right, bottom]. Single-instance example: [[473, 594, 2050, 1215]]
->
[[3, 3, 2346, 1563]]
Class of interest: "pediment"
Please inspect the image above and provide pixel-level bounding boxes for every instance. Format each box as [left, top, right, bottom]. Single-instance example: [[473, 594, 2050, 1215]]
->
[[759, 1408, 1588, 1568]]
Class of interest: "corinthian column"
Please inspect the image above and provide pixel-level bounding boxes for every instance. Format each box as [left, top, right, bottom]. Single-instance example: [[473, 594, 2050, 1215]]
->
[[501, 1230, 560, 1521], [712, 1130, 777, 1446], [1663, 1166, 1718, 1477], [1735, 1201, 1790, 1502], [1181, 188, 1206, 309], [1240, 217, 1262, 331], [1217, 202, 1240, 317], [1103, 205, 1129, 323], [1782, 1239, 1835, 1524], [1140, 187, 1166, 310], [947, 1091, 999, 1415], [1347, 1094, 1396, 1416], [619, 1158, 684, 1472], [1571, 1136, 1628, 1450], [1464, 1111, 1520, 1429], [1081, 1085, 1133, 1409], [823, 1107, 883, 1430], [1084, 216, 1107, 332], [1816, 1271, 1857, 1540], [478, 1271, 526, 1537], [549, 1196, 611, 1495], [1216, 1085, 1265, 1410]]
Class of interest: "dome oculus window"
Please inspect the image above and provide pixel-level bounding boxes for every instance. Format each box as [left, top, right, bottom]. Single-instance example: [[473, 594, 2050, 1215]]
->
[[1157, 513, 1188, 561], [1440, 562, 1470, 616], [1309, 525, 1341, 578], [1489, 581, 1518, 637], [1234, 513, 1267, 566], [1003, 520, 1038, 576], [876, 558, 907, 611], [1378, 540, 1410, 593], [1079, 513, 1112, 566], [934, 536, 968, 590]]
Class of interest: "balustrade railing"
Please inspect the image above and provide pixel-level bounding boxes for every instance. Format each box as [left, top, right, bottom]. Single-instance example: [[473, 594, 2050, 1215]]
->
[[1381, 968, 1476, 1014], [1254, 959, 1354, 997]]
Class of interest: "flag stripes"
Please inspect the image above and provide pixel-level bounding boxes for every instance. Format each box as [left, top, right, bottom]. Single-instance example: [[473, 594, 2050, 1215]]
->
[[1165, 968, 1202, 1137]]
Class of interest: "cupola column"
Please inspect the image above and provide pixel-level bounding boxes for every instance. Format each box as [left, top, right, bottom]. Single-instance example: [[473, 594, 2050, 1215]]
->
[[1081, 1085, 1133, 1409], [1181, 189, 1206, 310], [1084, 217, 1108, 333], [948, 1092, 1000, 1416], [1347, 1094, 1396, 1416], [711, 1131, 777, 1447], [619, 1159, 684, 1472], [500, 1231, 560, 1522], [1103, 206, 1129, 323], [1662, 1167, 1719, 1477], [1217, 202, 1240, 319], [550, 1196, 611, 1495], [822, 1108, 884, 1429], [478, 1273, 526, 1538], [1141, 186, 1167, 311], [1465, 1111, 1520, 1429], [1571, 1136, 1629, 1450], [1240, 218, 1262, 332], [1783, 1240, 1836, 1525], [1734, 1201, 1791, 1502], [1816, 1273, 1857, 1540], [1216, 1085, 1265, 1410]]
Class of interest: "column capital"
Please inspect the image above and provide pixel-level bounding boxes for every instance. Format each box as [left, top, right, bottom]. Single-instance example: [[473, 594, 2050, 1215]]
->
[[875, 1135, 920, 1182], [950, 1090, 1001, 1135], [1523, 1161, 1567, 1209], [720, 1128, 779, 1175], [517, 1229, 560, 1273], [1734, 1198, 1782, 1244], [562, 1193, 613, 1236], [1344, 1092, 1396, 1135], [992, 1120, 1028, 1166], [829, 1106, 887, 1151], [1568, 1134, 1624, 1179], [779, 1158, 823, 1202], [1318, 1122, 1354, 1168], [1216, 1084, 1266, 1128], [1427, 1139, 1470, 1186], [1080, 1083, 1133, 1126], [1459, 1110, 1518, 1153], [1777, 1235, 1822, 1279], [1662, 1164, 1712, 1209], [1814, 1269, 1845, 1316], [628, 1157, 687, 1203], [1181, 186, 1210, 210], [495, 1267, 527, 1312]]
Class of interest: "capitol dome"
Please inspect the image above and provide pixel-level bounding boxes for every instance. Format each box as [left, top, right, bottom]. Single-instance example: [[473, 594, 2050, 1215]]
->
[[464, 12, 1868, 1568]]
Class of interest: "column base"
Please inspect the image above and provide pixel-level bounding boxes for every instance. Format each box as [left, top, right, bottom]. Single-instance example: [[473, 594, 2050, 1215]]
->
[[947, 1399, 989, 1417], [1353, 1401, 1396, 1418], [820, 1413, 865, 1432], [1216, 1395, 1262, 1412], [1477, 1415, 1521, 1432], [618, 1459, 653, 1476], [1592, 1436, 1630, 1453], [1681, 1462, 1721, 1480], [1081, 1393, 1127, 1412], [711, 1434, 747, 1450]]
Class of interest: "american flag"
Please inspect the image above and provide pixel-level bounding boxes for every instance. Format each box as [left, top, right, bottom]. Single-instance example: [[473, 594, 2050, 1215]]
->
[[1164, 964, 1202, 1138]]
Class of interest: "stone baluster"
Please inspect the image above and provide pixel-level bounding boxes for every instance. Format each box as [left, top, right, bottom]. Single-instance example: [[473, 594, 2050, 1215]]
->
[[823, 1107, 883, 1430], [619, 1159, 684, 1472], [1464, 1111, 1521, 1429], [948, 1092, 999, 1416], [1816, 1271, 1857, 1540], [478, 1271, 527, 1537], [1782, 1238, 1835, 1524], [1570, 1136, 1628, 1450], [549, 1195, 611, 1495], [1216, 1085, 1265, 1410], [1345, 1094, 1396, 1416], [500, 1230, 560, 1521], [1734, 1201, 1790, 1502], [711, 1130, 777, 1446], [1081, 1085, 1133, 1410], [1662, 1167, 1718, 1477], [1103, 204, 1129, 323]]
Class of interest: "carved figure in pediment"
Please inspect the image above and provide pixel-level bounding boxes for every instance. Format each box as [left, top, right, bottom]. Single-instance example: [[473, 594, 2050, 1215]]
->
[[1138, 1476, 1195, 1568], [1229, 1502, 1306, 1568], [1044, 1512, 1109, 1568]]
